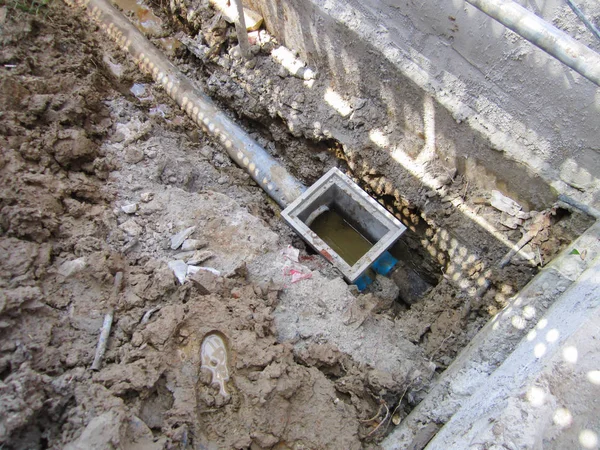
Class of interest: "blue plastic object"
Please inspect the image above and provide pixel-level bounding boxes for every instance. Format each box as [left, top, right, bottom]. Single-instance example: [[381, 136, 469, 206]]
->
[[354, 273, 373, 291], [371, 251, 398, 276], [354, 251, 398, 291]]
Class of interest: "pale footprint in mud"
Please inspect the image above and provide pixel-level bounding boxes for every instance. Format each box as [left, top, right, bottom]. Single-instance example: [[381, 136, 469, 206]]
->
[[200, 333, 230, 397]]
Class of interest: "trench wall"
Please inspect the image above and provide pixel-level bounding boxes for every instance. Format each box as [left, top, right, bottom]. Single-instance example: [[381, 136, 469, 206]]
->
[[244, 0, 600, 208]]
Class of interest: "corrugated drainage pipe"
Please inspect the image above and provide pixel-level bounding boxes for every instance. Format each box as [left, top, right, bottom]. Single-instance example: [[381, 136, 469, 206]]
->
[[63, 0, 306, 207], [466, 0, 600, 87]]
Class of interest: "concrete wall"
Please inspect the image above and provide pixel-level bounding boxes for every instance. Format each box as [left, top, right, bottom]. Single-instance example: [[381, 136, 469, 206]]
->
[[244, 0, 600, 208]]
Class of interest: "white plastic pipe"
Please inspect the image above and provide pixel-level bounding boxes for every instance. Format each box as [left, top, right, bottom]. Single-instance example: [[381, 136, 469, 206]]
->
[[466, 0, 600, 86]]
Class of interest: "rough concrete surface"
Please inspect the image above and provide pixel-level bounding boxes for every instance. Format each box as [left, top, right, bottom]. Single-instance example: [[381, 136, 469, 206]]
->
[[424, 256, 600, 449], [246, 0, 600, 207], [383, 221, 600, 449]]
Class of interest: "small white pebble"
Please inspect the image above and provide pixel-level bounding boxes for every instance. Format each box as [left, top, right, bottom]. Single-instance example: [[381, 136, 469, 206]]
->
[[140, 192, 154, 202], [121, 203, 138, 214]]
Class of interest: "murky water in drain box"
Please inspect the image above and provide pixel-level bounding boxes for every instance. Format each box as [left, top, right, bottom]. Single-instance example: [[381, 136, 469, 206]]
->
[[309, 208, 373, 266]]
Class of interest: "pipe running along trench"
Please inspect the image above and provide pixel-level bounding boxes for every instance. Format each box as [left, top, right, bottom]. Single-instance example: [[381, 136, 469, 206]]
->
[[63, 0, 306, 208], [466, 0, 600, 87]]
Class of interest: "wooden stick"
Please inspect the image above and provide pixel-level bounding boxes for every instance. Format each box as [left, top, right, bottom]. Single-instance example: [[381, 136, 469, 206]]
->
[[232, 0, 251, 59]]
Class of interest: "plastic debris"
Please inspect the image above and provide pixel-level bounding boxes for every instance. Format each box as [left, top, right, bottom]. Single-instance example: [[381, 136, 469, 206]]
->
[[284, 267, 312, 283], [281, 245, 300, 263], [168, 260, 188, 284]]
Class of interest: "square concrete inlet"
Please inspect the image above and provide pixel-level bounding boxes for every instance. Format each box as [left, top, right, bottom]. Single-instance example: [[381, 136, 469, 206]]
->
[[281, 167, 407, 283]]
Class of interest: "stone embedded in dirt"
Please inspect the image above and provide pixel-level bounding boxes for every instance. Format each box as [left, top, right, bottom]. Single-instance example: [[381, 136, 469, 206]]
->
[[249, 44, 260, 56], [247, 30, 260, 45], [173, 250, 196, 261], [277, 66, 288, 78], [102, 54, 124, 79], [228, 45, 242, 60], [125, 146, 145, 164], [168, 260, 188, 284], [140, 192, 154, 202], [57, 257, 86, 277], [213, 153, 225, 164], [170, 226, 196, 250], [217, 175, 228, 185], [51, 129, 98, 167], [63, 410, 123, 450], [200, 145, 214, 159], [120, 219, 143, 237], [189, 268, 222, 294], [181, 238, 207, 251], [188, 250, 214, 265], [121, 203, 138, 214], [500, 213, 523, 229], [350, 97, 367, 111]]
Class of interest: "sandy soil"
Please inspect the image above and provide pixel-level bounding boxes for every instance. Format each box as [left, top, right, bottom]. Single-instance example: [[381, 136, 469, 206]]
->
[[0, 0, 593, 449]]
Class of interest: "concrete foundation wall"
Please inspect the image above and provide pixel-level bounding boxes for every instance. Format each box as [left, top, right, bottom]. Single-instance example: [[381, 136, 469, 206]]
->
[[244, 0, 600, 208]]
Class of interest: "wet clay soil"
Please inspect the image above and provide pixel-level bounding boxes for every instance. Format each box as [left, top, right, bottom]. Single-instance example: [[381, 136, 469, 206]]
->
[[0, 3, 417, 449]]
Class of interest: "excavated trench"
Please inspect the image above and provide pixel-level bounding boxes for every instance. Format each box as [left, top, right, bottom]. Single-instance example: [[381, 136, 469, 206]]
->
[[143, 0, 591, 296], [1, 0, 597, 448], [108, 0, 593, 417]]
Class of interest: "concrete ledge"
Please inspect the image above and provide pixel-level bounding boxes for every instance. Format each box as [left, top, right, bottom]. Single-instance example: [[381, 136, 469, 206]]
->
[[383, 221, 600, 449], [426, 256, 600, 449]]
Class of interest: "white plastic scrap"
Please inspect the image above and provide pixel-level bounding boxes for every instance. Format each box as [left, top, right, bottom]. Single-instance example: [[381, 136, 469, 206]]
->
[[281, 245, 300, 263], [168, 260, 188, 284]]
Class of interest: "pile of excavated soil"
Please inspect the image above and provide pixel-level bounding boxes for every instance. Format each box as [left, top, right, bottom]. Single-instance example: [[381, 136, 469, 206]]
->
[[0, 3, 425, 448]]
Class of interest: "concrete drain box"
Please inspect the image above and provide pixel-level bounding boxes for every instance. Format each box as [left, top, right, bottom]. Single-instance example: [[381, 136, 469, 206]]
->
[[281, 167, 407, 284]]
